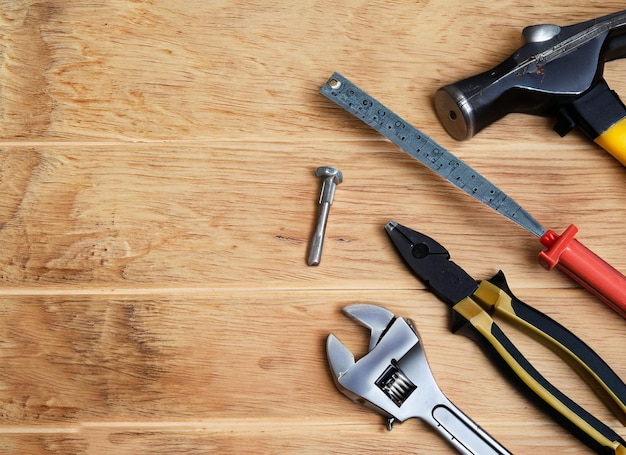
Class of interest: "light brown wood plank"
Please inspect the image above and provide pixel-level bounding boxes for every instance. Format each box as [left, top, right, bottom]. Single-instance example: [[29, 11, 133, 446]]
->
[[0, 422, 604, 455], [0, 143, 624, 292], [0, 1, 622, 142], [0, 424, 598, 455], [0, 291, 620, 422]]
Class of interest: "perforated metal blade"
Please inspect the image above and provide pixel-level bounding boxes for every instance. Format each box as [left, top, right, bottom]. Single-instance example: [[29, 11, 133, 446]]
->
[[320, 73, 546, 239]]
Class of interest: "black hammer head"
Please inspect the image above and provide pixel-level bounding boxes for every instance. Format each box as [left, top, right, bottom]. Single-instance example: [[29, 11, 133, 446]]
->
[[435, 9, 626, 141]]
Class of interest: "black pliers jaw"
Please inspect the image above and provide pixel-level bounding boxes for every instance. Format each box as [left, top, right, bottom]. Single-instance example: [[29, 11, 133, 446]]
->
[[384, 221, 478, 306]]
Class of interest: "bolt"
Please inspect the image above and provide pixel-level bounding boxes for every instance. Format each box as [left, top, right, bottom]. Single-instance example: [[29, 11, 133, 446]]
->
[[307, 166, 343, 266]]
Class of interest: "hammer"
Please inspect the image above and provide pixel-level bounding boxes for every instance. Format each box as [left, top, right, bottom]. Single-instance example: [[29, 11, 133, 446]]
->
[[435, 9, 626, 165]]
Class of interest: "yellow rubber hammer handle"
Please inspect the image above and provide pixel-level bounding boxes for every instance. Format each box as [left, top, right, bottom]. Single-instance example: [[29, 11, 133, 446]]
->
[[595, 117, 626, 166]]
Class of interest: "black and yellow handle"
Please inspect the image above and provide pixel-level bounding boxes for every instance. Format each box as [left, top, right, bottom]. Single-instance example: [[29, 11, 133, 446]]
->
[[451, 285, 626, 454], [554, 79, 626, 166], [477, 271, 626, 422]]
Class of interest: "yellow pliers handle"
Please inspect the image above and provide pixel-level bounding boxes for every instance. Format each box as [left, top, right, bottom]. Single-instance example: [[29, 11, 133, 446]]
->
[[452, 271, 626, 455]]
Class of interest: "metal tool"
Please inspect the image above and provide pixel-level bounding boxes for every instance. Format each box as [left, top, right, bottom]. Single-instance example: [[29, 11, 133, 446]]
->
[[319, 72, 626, 319], [307, 166, 342, 266], [326, 304, 511, 455], [435, 9, 626, 165], [386, 220, 626, 454]]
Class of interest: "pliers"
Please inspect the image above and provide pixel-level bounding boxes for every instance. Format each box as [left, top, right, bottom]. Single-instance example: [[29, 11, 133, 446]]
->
[[386, 221, 626, 454]]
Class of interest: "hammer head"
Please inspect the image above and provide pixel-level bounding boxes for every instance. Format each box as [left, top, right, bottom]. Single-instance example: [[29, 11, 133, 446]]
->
[[434, 9, 626, 141], [315, 166, 343, 184]]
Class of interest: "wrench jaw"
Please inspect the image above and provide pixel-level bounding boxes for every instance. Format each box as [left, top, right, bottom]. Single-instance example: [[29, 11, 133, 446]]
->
[[326, 304, 395, 410], [343, 304, 394, 351], [326, 334, 368, 406], [326, 334, 355, 384], [325, 333, 400, 421], [326, 304, 428, 426]]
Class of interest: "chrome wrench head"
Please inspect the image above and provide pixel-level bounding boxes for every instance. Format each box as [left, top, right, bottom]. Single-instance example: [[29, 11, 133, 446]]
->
[[326, 304, 511, 455], [326, 304, 434, 424]]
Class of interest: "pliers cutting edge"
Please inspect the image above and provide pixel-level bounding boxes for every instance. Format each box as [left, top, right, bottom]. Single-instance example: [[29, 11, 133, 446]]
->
[[386, 221, 626, 454]]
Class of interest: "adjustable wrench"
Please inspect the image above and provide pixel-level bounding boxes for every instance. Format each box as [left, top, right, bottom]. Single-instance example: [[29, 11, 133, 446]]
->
[[326, 304, 511, 455]]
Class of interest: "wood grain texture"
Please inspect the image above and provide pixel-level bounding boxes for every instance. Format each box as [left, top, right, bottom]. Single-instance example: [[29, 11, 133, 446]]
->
[[0, 0, 624, 453]]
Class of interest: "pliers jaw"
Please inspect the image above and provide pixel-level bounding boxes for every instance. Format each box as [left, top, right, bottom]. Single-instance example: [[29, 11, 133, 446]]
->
[[385, 221, 478, 305]]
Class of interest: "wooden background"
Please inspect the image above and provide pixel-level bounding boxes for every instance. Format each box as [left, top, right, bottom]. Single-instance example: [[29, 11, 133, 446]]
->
[[0, 1, 624, 453]]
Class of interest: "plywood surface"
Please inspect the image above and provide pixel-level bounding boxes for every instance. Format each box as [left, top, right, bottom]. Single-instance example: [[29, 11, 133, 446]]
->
[[0, 1, 624, 453]]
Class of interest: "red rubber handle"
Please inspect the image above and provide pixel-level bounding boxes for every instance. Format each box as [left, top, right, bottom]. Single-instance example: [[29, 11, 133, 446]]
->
[[538, 225, 626, 320]]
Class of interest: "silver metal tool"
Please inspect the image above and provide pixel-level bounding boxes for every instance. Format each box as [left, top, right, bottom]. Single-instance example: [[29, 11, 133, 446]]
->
[[327, 304, 511, 455], [307, 166, 342, 266], [319, 72, 544, 238]]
